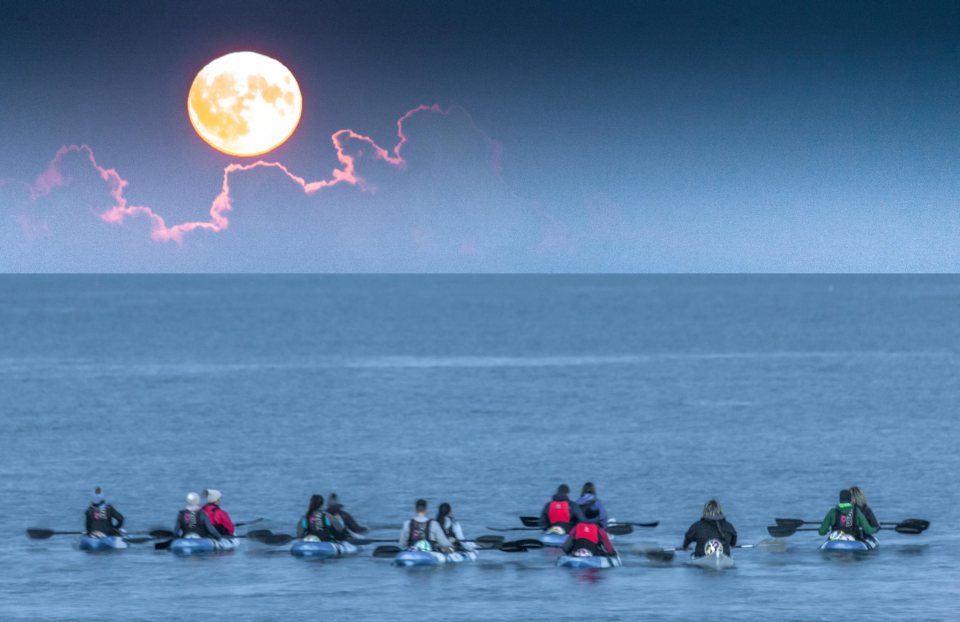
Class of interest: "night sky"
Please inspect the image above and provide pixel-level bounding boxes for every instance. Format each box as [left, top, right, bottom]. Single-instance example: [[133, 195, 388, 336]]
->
[[2, 0, 960, 271]]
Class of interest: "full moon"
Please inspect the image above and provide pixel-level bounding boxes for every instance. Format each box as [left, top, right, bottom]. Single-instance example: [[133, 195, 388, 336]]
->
[[187, 51, 302, 157]]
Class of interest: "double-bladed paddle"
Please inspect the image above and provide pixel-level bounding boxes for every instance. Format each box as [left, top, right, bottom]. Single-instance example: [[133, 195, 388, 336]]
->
[[27, 528, 156, 544], [638, 539, 786, 562], [768, 518, 928, 538], [519, 515, 658, 530], [491, 523, 634, 536]]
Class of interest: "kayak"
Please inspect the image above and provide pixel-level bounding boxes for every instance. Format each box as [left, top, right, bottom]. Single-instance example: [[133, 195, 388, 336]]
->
[[819, 535, 879, 552], [393, 549, 479, 567], [688, 549, 734, 570], [538, 532, 567, 547], [78, 535, 128, 551], [290, 539, 360, 558], [556, 553, 622, 569], [170, 537, 239, 555]]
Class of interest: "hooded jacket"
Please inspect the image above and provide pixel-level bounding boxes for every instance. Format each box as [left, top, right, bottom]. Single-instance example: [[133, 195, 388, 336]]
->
[[682, 516, 738, 556], [538, 493, 587, 530], [575, 493, 609, 528]]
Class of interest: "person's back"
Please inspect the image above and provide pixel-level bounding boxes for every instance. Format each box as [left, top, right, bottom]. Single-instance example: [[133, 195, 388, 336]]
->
[[175, 492, 220, 539], [819, 489, 878, 541], [562, 509, 616, 557], [849, 486, 880, 534], [325, 493, 368, 541], [85, 487, 124, 536], [682, 500, 737, 557], [202, 489, 235, 536], [399, 499, 453, 553], [539, 484, 584, 532], [297, 494, 334, 541], [575, 482, 609, 528], [437, 502, 474, 551]]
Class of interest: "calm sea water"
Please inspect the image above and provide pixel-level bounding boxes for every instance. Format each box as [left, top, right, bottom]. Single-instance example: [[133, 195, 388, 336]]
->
[[0, 275, 957, 621]]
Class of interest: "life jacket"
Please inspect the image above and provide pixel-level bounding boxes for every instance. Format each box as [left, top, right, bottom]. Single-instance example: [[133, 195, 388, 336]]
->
[[832, 503, 858, 536], [178, 508, 206, 536], [87, 503, 114, 534], [570, 522, 602, 554], [439, 516, 457, 540], [407, 519, 433, 549], [305, 511, 333, 540], [326, 511, 347, 537], [547, 501, 571, 525]]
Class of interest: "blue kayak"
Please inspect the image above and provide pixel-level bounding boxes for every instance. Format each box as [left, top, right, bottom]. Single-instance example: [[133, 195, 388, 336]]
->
[[538, 532, 567, 547], [819, 535, 879, 552], [393, 549, 479, 567], [78, 535, 128, 551], [290, 539, 360, 558], [556, 553, 622, 569], [170, 537, 238, 555]]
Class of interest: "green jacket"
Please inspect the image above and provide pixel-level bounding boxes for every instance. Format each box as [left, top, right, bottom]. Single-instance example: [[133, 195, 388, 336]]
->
[[818, 503, 878, 537]]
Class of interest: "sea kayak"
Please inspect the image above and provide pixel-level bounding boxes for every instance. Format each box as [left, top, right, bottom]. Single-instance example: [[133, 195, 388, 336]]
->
[[556, 553, 622, 569], [290, 539, 360, 558], [819, 534, 879, 552], [538, 532, 567, 547], [78, 535, 128, 551], [170, 537, 238, 555], [688, 549, 734, 570], [393, 549, 479, 567]]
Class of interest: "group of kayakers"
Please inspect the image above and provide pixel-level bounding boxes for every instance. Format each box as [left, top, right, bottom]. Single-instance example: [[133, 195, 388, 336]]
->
[[83, 483, 885, 557]]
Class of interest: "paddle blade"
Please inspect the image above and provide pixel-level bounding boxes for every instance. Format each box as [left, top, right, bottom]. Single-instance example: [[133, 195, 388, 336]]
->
[[149, 529, 174, 539], [606, 524, 633, 536], [26, 528, 56, 540], [373, 545, 402, 558], [774, 518, 807, 529], [894, 525, 924, 535], [235, 518, 265, 528], [348, 537, 395, 545], [259, 534, 295, 545], [767, 525, 798, 538], [645, 549, 676, 562], [123, 536, 153, 544], [631, 521, 660, 529], [245, 529, 273, 539], [507, 538, 544, 549], [154, 539, 173, 550], [519, 516, 540, 527], [475, 535, 505, 545], [900, 519, 930, 531]]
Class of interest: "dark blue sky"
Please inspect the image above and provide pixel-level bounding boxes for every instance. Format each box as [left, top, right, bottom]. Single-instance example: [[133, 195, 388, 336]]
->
[[2, 1, 960, 271]]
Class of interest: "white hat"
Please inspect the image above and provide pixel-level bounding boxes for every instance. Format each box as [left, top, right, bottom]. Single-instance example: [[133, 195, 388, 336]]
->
[[186, 492, 200, 506], [206, 489, 222, 504]]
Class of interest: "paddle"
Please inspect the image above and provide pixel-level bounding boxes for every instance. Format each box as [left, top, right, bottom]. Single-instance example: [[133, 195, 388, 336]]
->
[[26, 529, 84, 539], [775, 517, 930, 532], [613, 521, 660, 529], [373, 545, 402, 558], [640, 539, 784, 562], [488, 524, 633, 536], [154, 529, 270, 550], [520, 516, 655, 530]]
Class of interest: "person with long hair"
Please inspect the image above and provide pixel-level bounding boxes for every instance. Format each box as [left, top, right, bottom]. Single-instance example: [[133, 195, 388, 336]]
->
[[849, 486, 880, 533], [436, 502, 474, 551], [297, 494, 333, 541], [575, 482, 609, 527], [682, 499, 737, 557]]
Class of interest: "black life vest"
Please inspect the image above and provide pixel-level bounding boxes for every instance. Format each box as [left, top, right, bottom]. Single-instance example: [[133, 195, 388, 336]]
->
[[178, 508, 205, 536], [832, 503, 858, 536], [327, 512, 347, 537], [408, 519, 433, 547], [87, 503, 114, 534]]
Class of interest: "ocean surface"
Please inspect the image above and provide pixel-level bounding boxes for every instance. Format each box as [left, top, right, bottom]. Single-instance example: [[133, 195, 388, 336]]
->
[[0, 275, 957, 621]]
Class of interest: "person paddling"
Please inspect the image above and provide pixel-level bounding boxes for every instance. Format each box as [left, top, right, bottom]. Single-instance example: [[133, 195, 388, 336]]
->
[[325, 493, 369, 541], [849, 486, 880, 536], [682, 499, 737, 557], [175, 492, 221, 539], [437, 502, 475, 552], [297, 494, 333, 541], [202, 489, 235, 536], [85, 487, 124, 537], [818, 489, 878, 542], [399, 499, 454, 553], [576, 482, 609, 527], [538, 484, 586, 533], [561, 508, 616, 557]]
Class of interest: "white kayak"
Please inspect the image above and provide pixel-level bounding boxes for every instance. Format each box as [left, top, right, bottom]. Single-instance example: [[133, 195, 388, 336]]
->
[[78, 535, 128, 551], [170, 536, 239, 555], [819, 532, 879, 552], [556, 553, 622, 569], [393, 549, 479, 567], [290, 539, 360, 558], [688, 549, 734, 570]]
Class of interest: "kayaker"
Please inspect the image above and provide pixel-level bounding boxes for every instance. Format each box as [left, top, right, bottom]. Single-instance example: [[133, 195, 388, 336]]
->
[[538, 484, 586, 533], [681, 499, 737, 557], [202, 489, 235, 536], [399, 499, 454, 553], [85, 487, 125, 537], [561, 508, 616, 557], [296, 494, 333, 540], [325, 493, 369, 541], [174, 492, 222, 539], [436, 502, 475, 552], [576, 482, 609, 527], [849, 486, 881, 534], [818, 489, 878, 541]]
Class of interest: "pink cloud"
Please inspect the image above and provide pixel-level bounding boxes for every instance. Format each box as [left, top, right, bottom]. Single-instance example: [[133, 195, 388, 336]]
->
[[15, 104, 501, 244]]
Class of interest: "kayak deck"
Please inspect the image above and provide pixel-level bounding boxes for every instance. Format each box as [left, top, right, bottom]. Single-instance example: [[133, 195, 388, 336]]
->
[[688, 549, 734, 570], [819, 535, 879, 552], [393, 549, 479, 567], [78, 535, 128, 551], [537, 532, 567, 547], [170, 537, 238, 555], [556, 553, 622, 569], [290, 539, 360, 558]]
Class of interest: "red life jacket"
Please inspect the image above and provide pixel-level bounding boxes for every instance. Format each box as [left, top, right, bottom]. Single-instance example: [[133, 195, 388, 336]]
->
[[547, 501, 571, 524], [571, 522, 600, 544]]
